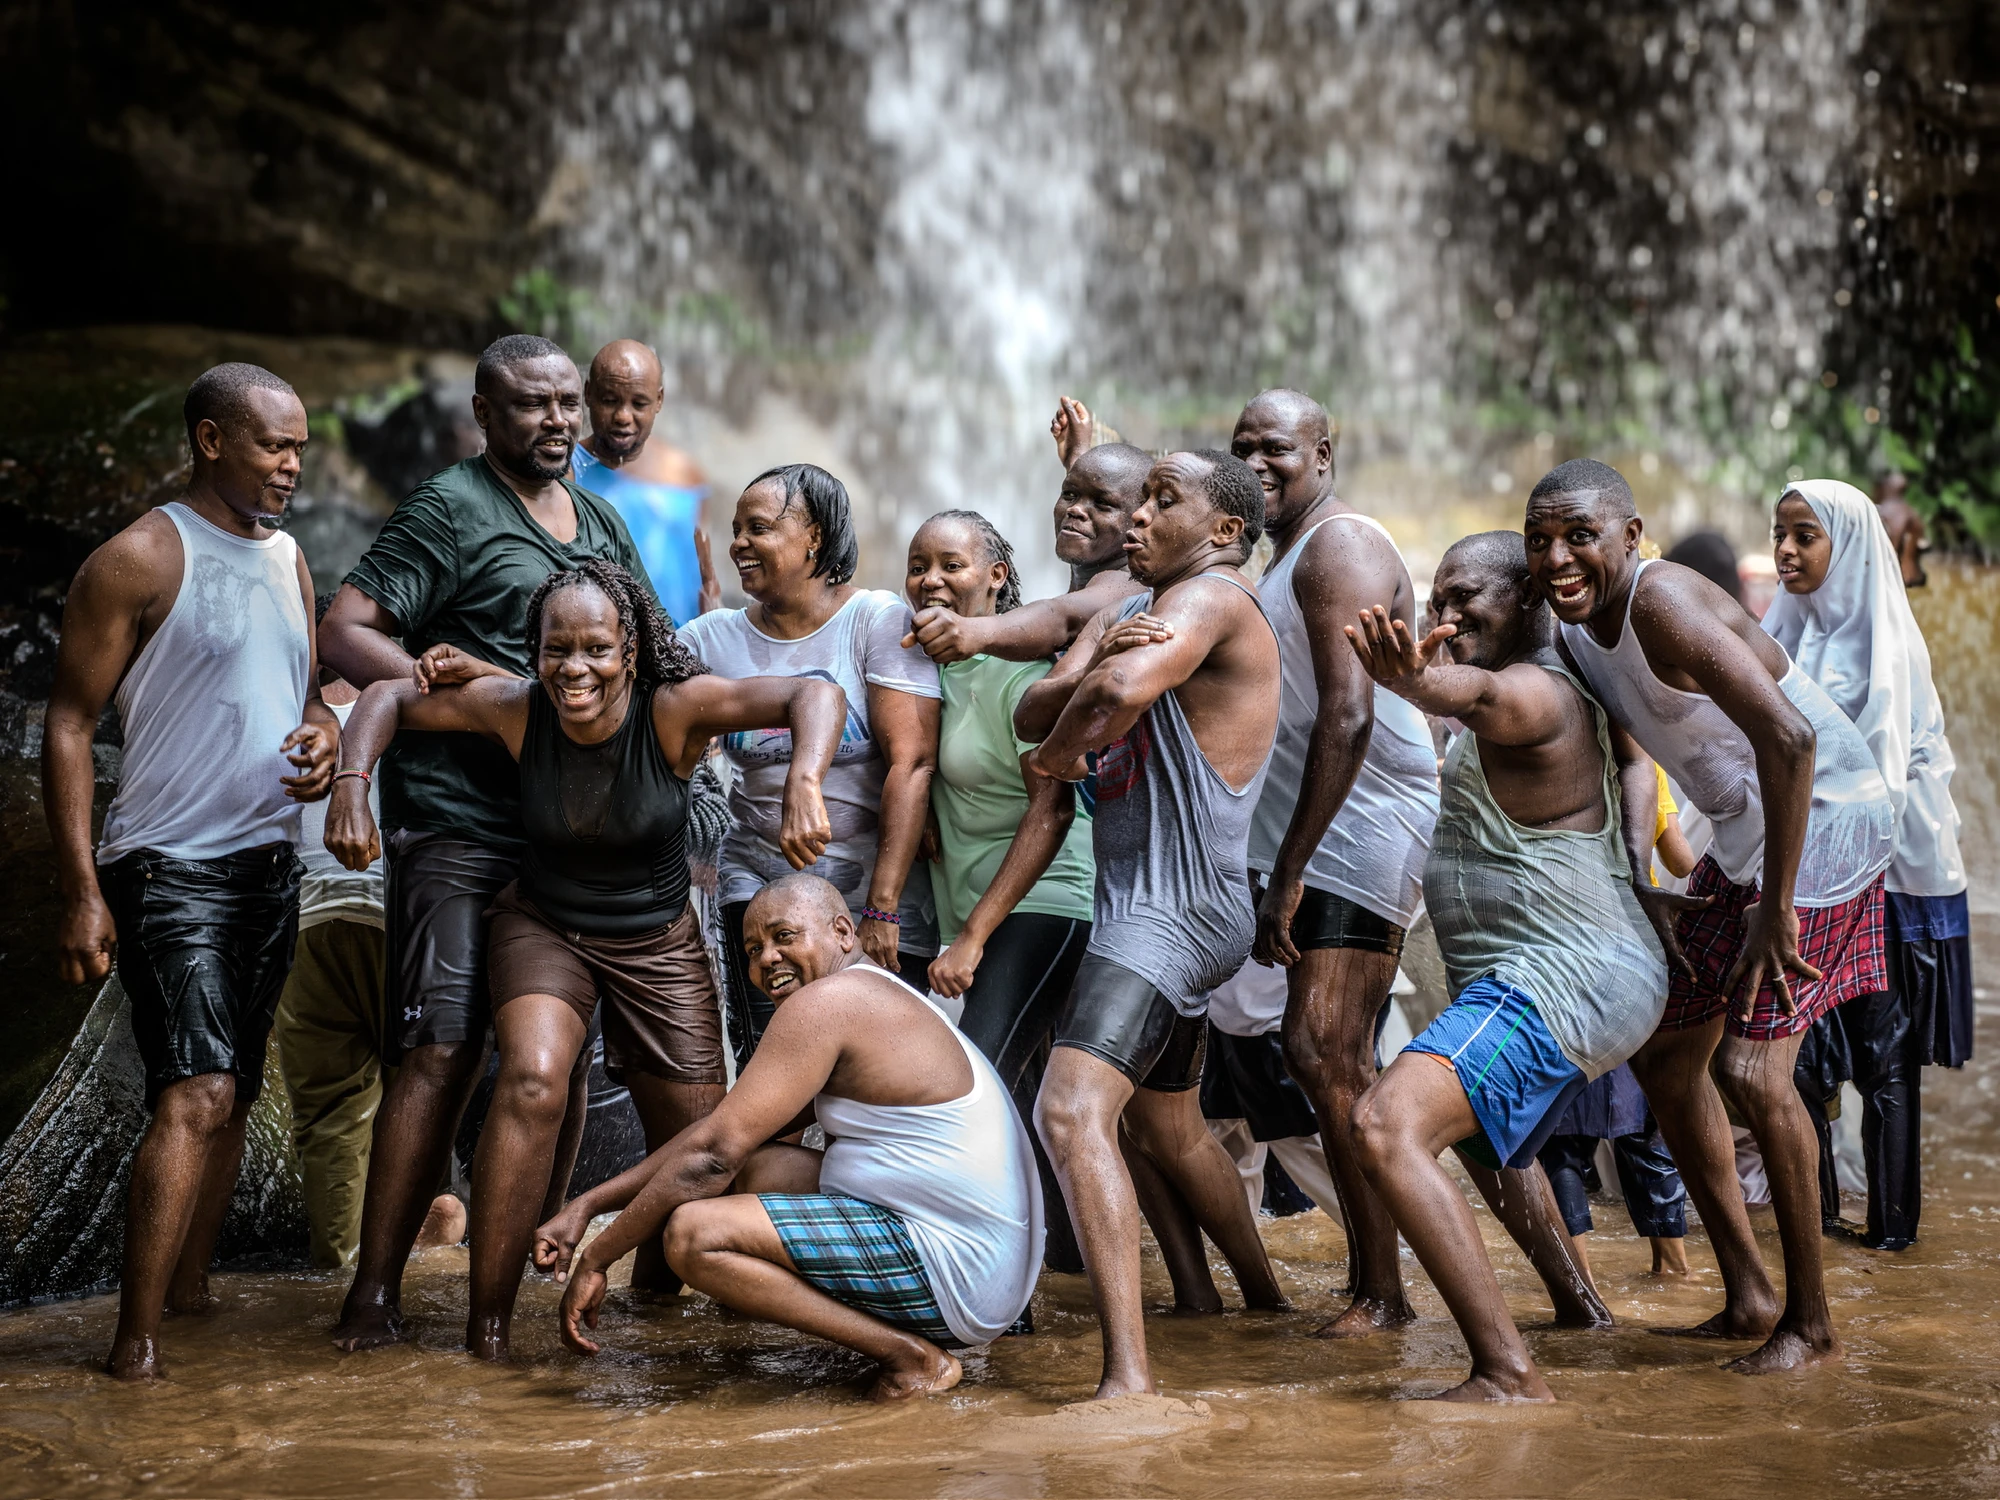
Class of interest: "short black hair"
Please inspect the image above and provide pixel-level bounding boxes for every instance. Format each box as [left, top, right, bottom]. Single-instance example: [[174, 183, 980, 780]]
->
[[1527, 458, 1636, 520], [1191, 449, 1266, 552], [475, 334, 571, 397], [1442, 528, 1529, 577], [748, 463, 860, 585], [183, 362, 298, 446]]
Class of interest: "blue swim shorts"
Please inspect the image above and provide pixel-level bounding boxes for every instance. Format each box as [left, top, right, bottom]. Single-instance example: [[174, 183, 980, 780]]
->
[[760, 1192, 964, 1348], [1405, 976, 1588, 1171]]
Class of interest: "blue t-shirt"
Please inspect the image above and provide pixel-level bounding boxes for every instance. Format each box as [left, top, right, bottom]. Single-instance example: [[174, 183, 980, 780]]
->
[[573, 446, 704, 627]]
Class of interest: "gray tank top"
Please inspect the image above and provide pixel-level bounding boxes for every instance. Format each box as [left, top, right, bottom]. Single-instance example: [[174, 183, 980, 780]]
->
[[1085, 578, 1276, 1015]]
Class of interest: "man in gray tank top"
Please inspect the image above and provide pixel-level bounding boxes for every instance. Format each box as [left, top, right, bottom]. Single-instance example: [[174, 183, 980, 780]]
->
[[44, 363, 337, 1379], [1014, 449, 1288, 1402], [1229, 388, 1443, 1338]]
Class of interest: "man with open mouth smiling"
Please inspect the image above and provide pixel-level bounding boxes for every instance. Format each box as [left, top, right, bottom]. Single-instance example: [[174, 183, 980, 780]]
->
[[1525, 457, 1895, 1376]]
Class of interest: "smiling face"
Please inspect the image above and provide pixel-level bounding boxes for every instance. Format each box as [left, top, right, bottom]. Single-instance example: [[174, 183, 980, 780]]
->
[[1773, 493, 1833, 595], [476, 354, 583, 483], [1428, 551, 1533, 671], [1127, 454, 1241, 585], [583, 344, 664, 463], [728, 479, 821, 602], [1230, 394, 1331, 535], [1523, 491, 1644, 626], [742, 882, 855, 1000], [535, 582, 632, 730], [194, 385, 310, 527], [1054, 448, 1146, 568], [906, 516, 1006, 617]]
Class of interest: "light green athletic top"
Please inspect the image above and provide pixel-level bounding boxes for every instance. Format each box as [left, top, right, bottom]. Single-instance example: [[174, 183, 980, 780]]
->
[[930, 654, 1095, 944]]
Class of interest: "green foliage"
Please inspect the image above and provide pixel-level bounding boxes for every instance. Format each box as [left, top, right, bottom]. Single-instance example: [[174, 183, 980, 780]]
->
[[496, 270, 591, 344], [1881, 326, 2000, 555]]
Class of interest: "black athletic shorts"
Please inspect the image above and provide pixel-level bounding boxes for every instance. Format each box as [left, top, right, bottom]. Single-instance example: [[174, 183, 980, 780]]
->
[[383, 830, 520, 1060], [1052, 955, 1207, 1092], [99, 844, 303, 1108], [1256, 880, 1407, 957]]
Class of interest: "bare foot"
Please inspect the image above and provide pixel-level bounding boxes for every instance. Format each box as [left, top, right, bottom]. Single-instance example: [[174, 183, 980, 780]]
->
[[331, 1295, 407, 1352], [1726, 1326, 1842, 1374], [106, 1335, 165, 1381], [413, 1194, 467, 1249], [1647, 1238, 1690, 1279], [1313, 1295, 1416, 1339], [1651, 1295, 1780, 1341], [1425, 1370, 1556, 1404], [869, 1347, 962, 1401]]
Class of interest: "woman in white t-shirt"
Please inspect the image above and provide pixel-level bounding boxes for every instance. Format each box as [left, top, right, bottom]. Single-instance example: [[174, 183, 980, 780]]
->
[[679, 464, 941, 1060]]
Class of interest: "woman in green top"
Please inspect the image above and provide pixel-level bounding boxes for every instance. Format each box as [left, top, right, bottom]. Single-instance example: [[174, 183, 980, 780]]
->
[[907, 510, 1096, 1108]]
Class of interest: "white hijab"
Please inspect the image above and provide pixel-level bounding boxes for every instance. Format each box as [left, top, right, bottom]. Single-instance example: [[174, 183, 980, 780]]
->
[[1761, 478, 1964, 897]]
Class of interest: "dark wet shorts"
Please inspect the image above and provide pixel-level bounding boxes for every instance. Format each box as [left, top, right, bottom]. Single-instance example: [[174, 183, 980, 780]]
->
[[383, 830, 520, 1061], [1253, 877, 1406, 957], [99, 844, 303, 1108], [486, 883, 725, 1086], [1053, 955, 1207, 1092]]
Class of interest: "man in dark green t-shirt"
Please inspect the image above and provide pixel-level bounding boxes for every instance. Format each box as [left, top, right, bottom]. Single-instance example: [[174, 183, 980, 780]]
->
[[318, 334, 656, 1353]]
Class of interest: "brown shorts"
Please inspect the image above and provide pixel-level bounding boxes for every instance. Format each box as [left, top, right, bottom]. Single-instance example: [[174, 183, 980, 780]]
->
[[486, 883, 725, 1086]]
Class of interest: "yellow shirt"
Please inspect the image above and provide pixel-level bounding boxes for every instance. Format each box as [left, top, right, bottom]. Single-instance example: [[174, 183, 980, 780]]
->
[[1650, 765, 1679, 887]]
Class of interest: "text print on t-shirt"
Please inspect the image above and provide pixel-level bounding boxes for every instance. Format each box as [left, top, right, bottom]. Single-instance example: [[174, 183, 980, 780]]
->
[[722, 669, 875, 765]]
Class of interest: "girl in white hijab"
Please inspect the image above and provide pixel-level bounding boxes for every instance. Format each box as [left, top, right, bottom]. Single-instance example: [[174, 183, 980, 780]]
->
[[1767, 477, 1972, 1251]]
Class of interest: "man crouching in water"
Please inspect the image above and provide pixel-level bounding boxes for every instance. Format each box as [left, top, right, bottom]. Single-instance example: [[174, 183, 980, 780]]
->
[[1345, 533, 1671, 1401], [532, 874, 1043, 1400]]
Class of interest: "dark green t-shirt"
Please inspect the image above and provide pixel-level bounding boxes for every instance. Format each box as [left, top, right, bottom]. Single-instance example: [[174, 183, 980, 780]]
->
[[344, 456, 656, 852]]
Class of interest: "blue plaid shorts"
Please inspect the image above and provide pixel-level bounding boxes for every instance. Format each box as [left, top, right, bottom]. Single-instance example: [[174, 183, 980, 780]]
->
[[760, 1193, 963, 1348]]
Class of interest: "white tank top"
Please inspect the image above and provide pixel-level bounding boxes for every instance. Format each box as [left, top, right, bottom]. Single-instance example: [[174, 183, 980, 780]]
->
[[1248, 513, 1441, 925], [1558, 560, 1894, 906], [814, 961, 1045, 1344], [97, 503, 311, 865]]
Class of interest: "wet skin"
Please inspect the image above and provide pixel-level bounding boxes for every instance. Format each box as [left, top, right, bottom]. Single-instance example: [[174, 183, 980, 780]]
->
[[325, 582, 840, 1359], [1773, 495, 1833, 595], [1525, 485, 1835, 1369], [1231, 390, 1424, 1337]]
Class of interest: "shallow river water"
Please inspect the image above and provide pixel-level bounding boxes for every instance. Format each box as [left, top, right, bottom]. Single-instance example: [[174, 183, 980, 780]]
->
[[4, 564, 2000, 1498]]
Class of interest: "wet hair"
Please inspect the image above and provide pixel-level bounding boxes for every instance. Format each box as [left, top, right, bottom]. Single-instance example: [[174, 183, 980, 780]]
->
[[523, 558, 706, 686], [1440, 530, 1551, 643], [1070, 442, 1156, 499], [183, 362, 298, 446], [746, 872, 850, 928], [922, 508, 1022, 612], [1664, 530, 1744, 606], [746, 463, 859, 585], [1191, 449, 1266, 553], [475, 334, 571, 397], [1528, 458, 1637, 520]]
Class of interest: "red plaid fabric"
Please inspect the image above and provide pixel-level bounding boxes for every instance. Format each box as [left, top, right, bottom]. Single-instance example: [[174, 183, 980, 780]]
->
[[1661, 855, 1886, 1041]]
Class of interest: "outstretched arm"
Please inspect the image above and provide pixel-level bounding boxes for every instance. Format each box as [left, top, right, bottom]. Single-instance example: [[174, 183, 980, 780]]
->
[[656, 674, 842, 867], [1346, 607, 1575, 747]]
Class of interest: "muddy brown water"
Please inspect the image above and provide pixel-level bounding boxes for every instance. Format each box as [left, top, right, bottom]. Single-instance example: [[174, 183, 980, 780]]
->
[[4, 563, 2000, 1498]]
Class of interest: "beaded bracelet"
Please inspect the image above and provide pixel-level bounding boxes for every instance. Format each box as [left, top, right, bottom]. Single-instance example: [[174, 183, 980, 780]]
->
[[860, 906, 901, 926]]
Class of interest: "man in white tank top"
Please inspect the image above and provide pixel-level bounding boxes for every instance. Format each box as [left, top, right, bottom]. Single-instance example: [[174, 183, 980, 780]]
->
[[43, 363, 337, 1380], [1526, 458, 1896, 1376], [1229, 388, 1443, 1337], [532, 875, 1041, 1402]]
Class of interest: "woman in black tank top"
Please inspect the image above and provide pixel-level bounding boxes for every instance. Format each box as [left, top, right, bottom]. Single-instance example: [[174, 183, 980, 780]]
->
[[326, 560, 844, 1359]]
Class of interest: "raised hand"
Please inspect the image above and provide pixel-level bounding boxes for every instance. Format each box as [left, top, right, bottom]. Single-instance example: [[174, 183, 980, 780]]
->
[[1050, 395, 1095, 469], [280, 720, 338, 801], [1346, 605, 1454, 691], [695, 528, 723, 617], [902, 606, 990, 665]]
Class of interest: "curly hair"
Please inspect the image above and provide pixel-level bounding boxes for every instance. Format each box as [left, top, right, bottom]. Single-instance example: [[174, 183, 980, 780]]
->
[[924, 508, 1022, 613], [523, 559, 707, 686]]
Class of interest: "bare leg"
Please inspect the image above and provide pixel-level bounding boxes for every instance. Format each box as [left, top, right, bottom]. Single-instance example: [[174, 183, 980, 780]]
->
[[1122, 1129, 1222, 1313], [334, 1037, 490, 1351], [1352, 1056, 1554, 1402], [1715, 1029, 1842, 1372], [164, 1093, 253, 1314], [1124, 1085, 1288, 1310], [1035, 1047, 1153, 1399], [667, 1196, 960, 1401], [540, 1046, 592, 1225], [1281, 947, 1413, 1336], [107, 1074, 239, 1379], [465, 997, 589, 1360], [1457, 1158, 1612, 1328], [1650, 1236, 1690, 1277], [1628, 1019, 1781, 1339], [626, 1073, 727, 1296]]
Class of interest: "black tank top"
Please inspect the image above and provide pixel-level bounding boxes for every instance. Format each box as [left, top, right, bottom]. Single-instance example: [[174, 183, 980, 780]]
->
[[519, 679, 690, 937]]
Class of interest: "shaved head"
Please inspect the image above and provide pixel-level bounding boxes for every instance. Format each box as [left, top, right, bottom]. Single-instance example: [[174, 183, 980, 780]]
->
[[1069, 441, 1154, 499], [746, 873, 849, 930], [588, 338, 663, 388], [1239, 387, 1331, 448], [743, 874, 857, 999], [1441, 529, 1530, 580]]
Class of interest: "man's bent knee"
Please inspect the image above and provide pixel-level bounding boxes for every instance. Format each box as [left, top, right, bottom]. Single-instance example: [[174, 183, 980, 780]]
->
[[395, 1039, 484, 1091], [155, 1072, 237, 1133], [663, 1201, 733, 1279], [1348, 1087, 1401, 1181]]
